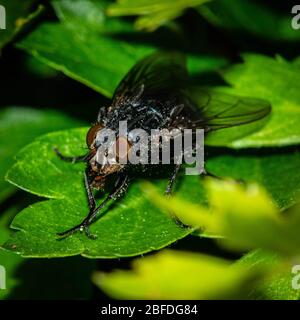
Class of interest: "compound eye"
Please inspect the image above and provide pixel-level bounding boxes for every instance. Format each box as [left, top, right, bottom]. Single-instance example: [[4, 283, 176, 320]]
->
[[86, 124, 103, 149]]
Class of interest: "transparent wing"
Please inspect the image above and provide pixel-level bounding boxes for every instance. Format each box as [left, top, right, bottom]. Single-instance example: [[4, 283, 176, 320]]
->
[[112, 51, 188, 107], [111, 54, 271, 131], [188, 89, 271, 131]]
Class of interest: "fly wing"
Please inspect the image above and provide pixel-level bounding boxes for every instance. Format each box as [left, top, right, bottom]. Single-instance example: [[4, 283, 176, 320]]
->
[[188, 89, 271, 131], [111, 52, 271, 131], [111, 52, 188, 107]]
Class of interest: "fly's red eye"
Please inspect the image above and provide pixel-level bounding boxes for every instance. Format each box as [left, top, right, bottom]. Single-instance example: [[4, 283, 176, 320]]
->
[[86, 124, 103, 148]]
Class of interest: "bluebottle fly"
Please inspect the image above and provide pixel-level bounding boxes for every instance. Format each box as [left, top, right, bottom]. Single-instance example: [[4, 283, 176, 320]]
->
[[55, 52, 271, 238]]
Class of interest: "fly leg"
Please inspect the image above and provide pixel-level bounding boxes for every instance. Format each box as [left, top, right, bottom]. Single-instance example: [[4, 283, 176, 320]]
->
[[54, 147, 88, 163], [57, 170, 96, 239], [80, 173, 129, 238], [201, 167, 245, 185], [165, 164, 181, 196], [57, 173, 129, 239], [164, 164, 189, 228], [84, 170, 96, 212], [201, 167, 221, 179]]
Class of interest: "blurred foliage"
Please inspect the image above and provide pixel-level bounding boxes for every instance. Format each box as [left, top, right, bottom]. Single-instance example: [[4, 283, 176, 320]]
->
[[0, 0, 44, 50], [17, 0, 227, 98], [238, 250, 300, 300], [95, 248, 300, 300], [17, 10, 152, 96], [94, 249, 263, 299], [0, 0, 300, 300], [144, 179, 300, 256], [198, 0, 300, 42], [205, 147, 300, 210], [24, 55, 59, 78], [96, 181, 300, 299], [107, 0, 210, 31], [0, 205, 23, 299]]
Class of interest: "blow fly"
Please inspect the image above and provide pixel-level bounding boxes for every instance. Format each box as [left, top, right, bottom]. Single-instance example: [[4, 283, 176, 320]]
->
[[55, 52, 271, 238]]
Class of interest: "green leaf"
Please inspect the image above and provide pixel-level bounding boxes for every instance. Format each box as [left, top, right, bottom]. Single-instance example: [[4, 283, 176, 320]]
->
[[0, 206, 23, 299], [206, 54, 300, 148], [16, 23, 153, 98], [0, 0, 43, 50], [16, 0, 154, 98], [53, 0, 228, 73], [199, 0, 300, 42], [17, 0, 227, 98], [0, 107, 83, 203], [93, 249, 262, 299], [238, 250, 300, 300], [3, 128, 200, 258], [4, 133, 300, 258], [0, 201, 96, 299], [24, 55, 59, 78], [206, 147, 300, 210], [187, 55, 228, 76], [293, 56, 300, 67], [52, 0, 129, 33], [107, 0, 211, 31]]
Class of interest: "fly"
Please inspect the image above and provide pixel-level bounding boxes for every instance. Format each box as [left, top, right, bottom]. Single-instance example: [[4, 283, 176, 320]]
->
[[55, 52, 271, 239]]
